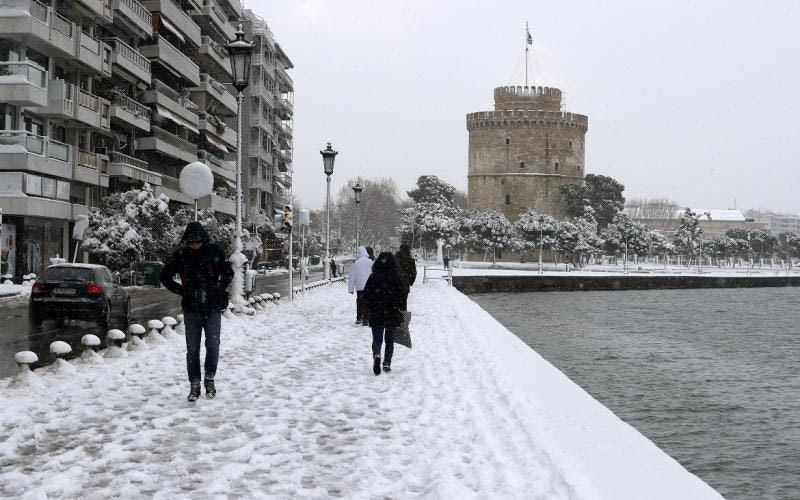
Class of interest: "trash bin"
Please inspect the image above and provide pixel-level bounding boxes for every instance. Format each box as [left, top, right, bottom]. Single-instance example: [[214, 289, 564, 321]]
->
[[137, 261, 164, 287]]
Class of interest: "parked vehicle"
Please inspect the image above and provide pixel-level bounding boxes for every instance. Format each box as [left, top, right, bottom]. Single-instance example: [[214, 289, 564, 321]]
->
[[255, 261, 272, 274], [29, 264, 130, 329]]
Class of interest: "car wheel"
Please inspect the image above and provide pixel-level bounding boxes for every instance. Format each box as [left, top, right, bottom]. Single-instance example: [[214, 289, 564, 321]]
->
[[98, 301, 111, 330]]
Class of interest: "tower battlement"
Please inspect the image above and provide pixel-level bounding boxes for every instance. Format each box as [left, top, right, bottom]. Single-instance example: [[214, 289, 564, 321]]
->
[[494, 86, 562, 111], [466, 110, 588, 131]]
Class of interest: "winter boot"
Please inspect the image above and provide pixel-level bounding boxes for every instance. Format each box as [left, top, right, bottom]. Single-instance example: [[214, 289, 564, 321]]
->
[[373, 355, 381, 376], [382, 362, 391, 373], [204, 373, 216, 399], [188, 382, 201, 402]]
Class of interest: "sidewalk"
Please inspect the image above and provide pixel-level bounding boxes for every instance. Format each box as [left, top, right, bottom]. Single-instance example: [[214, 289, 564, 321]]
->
[[0, 281, 721, 499]]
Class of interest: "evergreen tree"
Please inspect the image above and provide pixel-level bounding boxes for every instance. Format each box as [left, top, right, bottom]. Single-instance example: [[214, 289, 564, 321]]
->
[[559, 174, 625, 229], [672, 208, 703, 264], [407, 175, 457, 206]]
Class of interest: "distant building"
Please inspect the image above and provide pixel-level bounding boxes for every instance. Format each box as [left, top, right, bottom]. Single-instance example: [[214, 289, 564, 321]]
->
[[466, 85, 588, 221], [627, 209, 767, 239], [745, 211, 800, 235]]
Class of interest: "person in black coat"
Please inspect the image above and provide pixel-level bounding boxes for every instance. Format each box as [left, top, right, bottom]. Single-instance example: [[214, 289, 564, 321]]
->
[[363, 252, 409, 375], [160, 222, 234, 401], [395, 243, 417, 311]]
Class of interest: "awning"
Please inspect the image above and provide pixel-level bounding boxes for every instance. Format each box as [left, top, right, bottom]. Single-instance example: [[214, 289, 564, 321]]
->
[[154, 105, 199, 134], [204, 132, 229, 154], [159, 17, 186, 44], [274, 180, 287, 191]]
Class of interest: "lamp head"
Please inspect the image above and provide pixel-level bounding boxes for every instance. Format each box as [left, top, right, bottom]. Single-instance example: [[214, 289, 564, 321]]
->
[[352, 181, 363, 204], [320, 142, 337, 176], [228, 24, 254, 93]]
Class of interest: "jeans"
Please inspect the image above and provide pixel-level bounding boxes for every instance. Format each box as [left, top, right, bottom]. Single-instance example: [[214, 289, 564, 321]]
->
[[184, 310, 221, 383], [356, 291, 369, 323], [371, 326, 395, 364]]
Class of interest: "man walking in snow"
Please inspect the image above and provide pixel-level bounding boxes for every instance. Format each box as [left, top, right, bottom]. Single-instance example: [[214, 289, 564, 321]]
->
[[161, 222, 234, 402], [348, 246, 373, 325]]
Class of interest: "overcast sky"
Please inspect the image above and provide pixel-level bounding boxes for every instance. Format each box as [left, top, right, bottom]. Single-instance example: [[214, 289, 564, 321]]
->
[[248, 0, 800, 214]]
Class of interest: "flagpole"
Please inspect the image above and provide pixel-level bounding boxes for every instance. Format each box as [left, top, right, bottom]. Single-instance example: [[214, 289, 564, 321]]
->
[[525, 22, 529, 87]]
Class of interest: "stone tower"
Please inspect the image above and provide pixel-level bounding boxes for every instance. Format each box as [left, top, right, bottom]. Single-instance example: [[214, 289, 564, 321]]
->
[[467, 86, 588, 220]]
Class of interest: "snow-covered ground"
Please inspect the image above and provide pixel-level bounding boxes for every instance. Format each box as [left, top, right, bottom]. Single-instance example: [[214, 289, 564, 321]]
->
[[0, 281, 721, 499], [0, 282, 31, 301]]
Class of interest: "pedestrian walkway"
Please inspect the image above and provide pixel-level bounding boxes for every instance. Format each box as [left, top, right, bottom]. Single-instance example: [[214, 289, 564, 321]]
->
[[0, 281, 721, 499]]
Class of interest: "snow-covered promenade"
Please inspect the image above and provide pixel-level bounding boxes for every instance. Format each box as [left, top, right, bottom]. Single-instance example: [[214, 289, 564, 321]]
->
[[0, 281, 722, 499]]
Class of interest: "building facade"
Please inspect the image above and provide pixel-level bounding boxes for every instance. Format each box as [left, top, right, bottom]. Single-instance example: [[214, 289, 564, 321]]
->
[[0, 0, 292, 279], [467, 85, 588, 221]]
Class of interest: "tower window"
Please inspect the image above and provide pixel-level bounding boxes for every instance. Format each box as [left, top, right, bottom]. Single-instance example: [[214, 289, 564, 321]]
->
[[505, 194, 511, 205], [554, 162, 559, 173], [569, 141, 573, 148], [505, 138, 510, 145], [519, 161, 525, 169]]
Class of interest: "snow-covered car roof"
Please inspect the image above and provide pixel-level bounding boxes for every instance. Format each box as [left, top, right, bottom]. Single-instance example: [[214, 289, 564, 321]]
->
[[46, 263, 110, 270]]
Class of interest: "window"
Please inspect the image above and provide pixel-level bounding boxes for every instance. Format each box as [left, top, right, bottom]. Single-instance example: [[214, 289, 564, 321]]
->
[[505, 138, 510, 145], [569, 141, 573, 148], [519, 161, 525, 169], [554, 162, 559, 173], [0, 104, 18, 130], [505, 194, 511, 205]]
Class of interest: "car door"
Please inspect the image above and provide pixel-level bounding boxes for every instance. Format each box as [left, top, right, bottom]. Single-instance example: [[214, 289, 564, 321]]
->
[[102, 268, 122, 312]]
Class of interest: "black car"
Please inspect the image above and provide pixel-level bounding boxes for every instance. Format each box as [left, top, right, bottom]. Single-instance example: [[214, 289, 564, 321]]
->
[[255, 261, 272, 274], [29, 264, 130, 329]]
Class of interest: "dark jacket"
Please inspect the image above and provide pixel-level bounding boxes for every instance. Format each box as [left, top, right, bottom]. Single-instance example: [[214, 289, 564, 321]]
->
[[160, 222, 234, 313], [364, 252, 409, 328], [396, 244, 417, 288]]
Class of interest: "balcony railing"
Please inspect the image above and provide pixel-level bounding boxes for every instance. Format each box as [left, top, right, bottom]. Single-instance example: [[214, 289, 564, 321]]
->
[[150, 78, 199, 112], [78, 88, 100, 112], [201, 35, 229, 62], [111, 151, 148, 170], [0, 131, 70, 162], [117, 0, 151, 27], [51, 11, 73, 38], [110, 93, 151, 120], [105, 37, 151, 73], [30, 0, 48, 22], [0, 61, 48, 88], [148, 125, 195, 151], [80, 30, 100, 56]]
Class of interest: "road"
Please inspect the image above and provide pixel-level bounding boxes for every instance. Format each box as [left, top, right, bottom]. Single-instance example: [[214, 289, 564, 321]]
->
[[0, 269, 328, 378]]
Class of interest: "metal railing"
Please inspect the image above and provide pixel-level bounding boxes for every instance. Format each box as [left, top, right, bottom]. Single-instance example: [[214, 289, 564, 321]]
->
[[30, 0, 48, 22], [0, 131, 70, 162], [118, 0, 151, 26], [78, 88, 100, 111], [111, 151, 148, 170], [0, 61, 47, 88], [422, 265, 453, 286], [201, 35, 229, 61], [77, 149, 98, 169], [151, 78, 198, 111], [105, 37, 151, 73], [51, 11, 73, 38], [110, 92, 151, 120], [80, 30, 100, 56], [148, 125, 196, 151]]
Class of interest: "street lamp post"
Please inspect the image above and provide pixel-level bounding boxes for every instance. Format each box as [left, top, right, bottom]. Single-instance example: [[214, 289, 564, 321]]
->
[[320, 143, 338, 280], [227, 25, 254, 311], [538, 215, 544, 275], [352, 182, 363, 255]]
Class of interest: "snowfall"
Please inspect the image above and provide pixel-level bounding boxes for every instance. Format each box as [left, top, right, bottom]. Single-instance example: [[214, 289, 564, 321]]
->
[[0, 280, 723, 499]]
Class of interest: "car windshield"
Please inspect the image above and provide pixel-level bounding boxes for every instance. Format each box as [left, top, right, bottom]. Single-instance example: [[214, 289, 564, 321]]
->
[[42, 267, 94, 282]]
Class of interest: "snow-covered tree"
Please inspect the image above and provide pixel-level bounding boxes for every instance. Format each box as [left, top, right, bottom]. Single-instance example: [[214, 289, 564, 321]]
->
[[515, 209, 559, 255], [559, 174, 625, 229], [557, 208, 603, 266], [672, 208, 703, 263], [708, 235, 739, 264], [407, 175, 456, 206], [399, 202, 462, 251], [602, 214, 650, 258], [459, 209, 514, 263], [647, 231, 674, 260], [82, 211, 142, 270]]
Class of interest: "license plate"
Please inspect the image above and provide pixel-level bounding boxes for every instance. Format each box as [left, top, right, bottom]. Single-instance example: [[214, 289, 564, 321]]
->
[[53, 288, 76, 296]]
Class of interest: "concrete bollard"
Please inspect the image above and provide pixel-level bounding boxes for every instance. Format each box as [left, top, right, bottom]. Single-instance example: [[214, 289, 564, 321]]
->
[[161, 316, 178, 339], [127, 324, 147, 350], [105, 329, 127, 358], [176, 314, 185, 335], [49, 341, 76, 374], [80, 334, 104, 364], [11, 351, 43, 389], [272, 292, 281, 303], [145, 319, 166, 344]]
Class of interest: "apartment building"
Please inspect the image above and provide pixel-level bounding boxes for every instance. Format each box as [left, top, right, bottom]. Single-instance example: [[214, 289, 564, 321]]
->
[[0, 0, 291, 278], [241, 9, 293, 220]]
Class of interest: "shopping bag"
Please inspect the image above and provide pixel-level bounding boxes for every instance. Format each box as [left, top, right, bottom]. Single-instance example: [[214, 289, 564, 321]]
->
[[394, 311, 412, 348]]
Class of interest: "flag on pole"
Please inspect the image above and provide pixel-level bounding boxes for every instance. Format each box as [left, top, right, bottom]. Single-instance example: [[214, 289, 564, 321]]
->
[[526, 27, 533, 46]]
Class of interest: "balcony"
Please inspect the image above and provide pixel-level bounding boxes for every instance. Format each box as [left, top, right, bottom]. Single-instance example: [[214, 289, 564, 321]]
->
[[0, 61, 48, 107], [0, 131, 72, 179], [42, 79, 75, 119], [76, 30, 112, 77], [74, 150, 110, 188], [250, 80, 274, 107], [196, 36, 232, 82], [275, 97, 293, 120], [112, 0, 152, 39], [142, 79, 200, 131], [75, 89, 111, 131], [192, 0, 235, 41], [197, 149, 234, 181], [142, 0, 201, 47], [109, 151, 162, 186], [75, 0, 113, 22], [199, 113, 236, 150], [0, 172, 74, 221], [110, 93, 151, 131], [137, 125, 197, 163], [105, 38, 151, 84], [217, 0, 242, 19], [140, 35, 200, 86], [197, 193, 235, 216], [249, 112, 272, 133], [276, 65, 293, 91], [155, 174, 192, 204], [190, 73, 236, 116], [0, 1, 76, 59]]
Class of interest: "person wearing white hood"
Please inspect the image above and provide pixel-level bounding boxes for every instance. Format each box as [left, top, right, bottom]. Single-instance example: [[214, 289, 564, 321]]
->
[[348, 246, 373, 325]]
